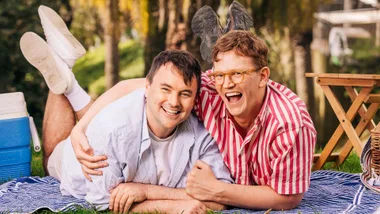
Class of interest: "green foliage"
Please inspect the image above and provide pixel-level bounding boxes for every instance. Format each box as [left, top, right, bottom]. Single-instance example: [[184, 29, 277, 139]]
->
[[0, 0, 69, 131], [348, 38, 380, 74], [73, 40, 144, 96], [70, 5, 104, 49]]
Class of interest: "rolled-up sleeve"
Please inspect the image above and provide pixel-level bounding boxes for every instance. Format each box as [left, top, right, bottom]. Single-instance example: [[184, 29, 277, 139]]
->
[[84, 121, 125, 210]]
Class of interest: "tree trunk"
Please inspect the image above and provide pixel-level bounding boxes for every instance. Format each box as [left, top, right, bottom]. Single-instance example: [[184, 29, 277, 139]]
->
[[144, 0, 168, 76], [166, 0, 184, 50], [294, 32, 313, 107], [104, 0, 120, 89]]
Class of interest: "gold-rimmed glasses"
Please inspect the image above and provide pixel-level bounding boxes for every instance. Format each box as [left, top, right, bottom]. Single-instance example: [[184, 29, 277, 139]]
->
[[207, 68, 259, 86]]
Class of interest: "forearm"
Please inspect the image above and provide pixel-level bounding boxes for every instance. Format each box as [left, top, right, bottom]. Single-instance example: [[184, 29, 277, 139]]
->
[[211, 181, 303, 210], [129, 200, 177, 213], [76, 78, 145, 130], [145, 185, 192, 200], [144, 184, 226, 210]]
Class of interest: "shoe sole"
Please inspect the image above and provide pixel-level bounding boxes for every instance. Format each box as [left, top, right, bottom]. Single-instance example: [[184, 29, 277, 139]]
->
[[191, 6, 222, 62], [20, 32, 68, 94], [38, 5, 86, 57], [224, 1, 253, 33]]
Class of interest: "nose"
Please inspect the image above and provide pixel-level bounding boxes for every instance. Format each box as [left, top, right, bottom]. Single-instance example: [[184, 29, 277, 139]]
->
[[222, 75, 235, 89], [168, 94, 180, 107]]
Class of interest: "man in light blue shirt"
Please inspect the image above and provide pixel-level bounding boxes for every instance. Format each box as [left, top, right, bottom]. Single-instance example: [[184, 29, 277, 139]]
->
[[25, 46, 233, 212]]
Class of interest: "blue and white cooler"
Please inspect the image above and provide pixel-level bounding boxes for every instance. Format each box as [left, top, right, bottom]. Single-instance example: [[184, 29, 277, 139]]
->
[[0, 92, 40, 183]]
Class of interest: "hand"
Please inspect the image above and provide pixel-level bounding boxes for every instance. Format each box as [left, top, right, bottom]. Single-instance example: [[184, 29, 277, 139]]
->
[[109, 183, 147, 213], [186, 160, 220, 201], [174, 200, 207, 214], [70, 126, 108, 181]]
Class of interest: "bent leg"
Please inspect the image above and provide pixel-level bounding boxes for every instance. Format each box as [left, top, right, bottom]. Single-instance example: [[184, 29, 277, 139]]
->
[[42, 91, 75, 174]]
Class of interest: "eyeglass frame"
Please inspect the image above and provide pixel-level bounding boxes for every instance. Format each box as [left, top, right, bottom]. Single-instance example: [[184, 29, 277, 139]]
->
[[207, 68, 262, 86]]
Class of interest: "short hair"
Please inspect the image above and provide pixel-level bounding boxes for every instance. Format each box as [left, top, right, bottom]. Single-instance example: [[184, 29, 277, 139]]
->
[[212, 30, 268, 69], [147, 50, 201, 94]]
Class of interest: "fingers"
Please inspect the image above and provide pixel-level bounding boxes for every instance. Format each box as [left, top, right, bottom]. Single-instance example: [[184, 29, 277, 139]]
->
[[81, 164, 102, 178], [122, 197, 134, 213], [77, 150, 107, 163], [119, 193, 129, 213], [81, 165, 93, 182], [113, 188, 124, 212], [81, 159, 108, 169], [109, 187, 118, 211]]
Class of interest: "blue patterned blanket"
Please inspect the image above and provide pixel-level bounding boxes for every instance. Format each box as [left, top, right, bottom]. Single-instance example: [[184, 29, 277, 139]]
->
[[0, 176, 92, 213], [0, 171, 379, 213]]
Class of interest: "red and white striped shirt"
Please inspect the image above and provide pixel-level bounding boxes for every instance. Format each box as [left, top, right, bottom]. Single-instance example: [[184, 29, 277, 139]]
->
[[194, 72, 317, 195]]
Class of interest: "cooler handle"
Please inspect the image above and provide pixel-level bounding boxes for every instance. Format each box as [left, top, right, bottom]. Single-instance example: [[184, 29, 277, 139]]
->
[[29, 116, 41, 152]]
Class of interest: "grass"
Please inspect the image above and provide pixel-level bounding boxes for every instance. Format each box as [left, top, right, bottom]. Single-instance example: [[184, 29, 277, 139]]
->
[[73, 40, 145, 97], [321, 151, 362, 173]]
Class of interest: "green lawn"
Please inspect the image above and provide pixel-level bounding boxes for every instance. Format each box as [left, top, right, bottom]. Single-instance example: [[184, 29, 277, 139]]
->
[[73, 40, 145, 97]]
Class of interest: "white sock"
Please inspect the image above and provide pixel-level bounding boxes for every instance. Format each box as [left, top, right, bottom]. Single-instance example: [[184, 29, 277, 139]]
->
[[64, 72, 91, 112]]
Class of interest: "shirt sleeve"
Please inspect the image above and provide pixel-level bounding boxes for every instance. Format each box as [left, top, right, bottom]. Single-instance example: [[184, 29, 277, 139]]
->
[[193, 71, 217, 121], [198, 131, 234, 184], [270, 126, 316, 195], [84, 121, 125, 210]]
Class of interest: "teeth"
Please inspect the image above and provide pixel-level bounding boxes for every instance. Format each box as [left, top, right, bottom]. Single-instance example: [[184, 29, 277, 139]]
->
[[226, 92, 242, 97], [163, 107, 179, 115]]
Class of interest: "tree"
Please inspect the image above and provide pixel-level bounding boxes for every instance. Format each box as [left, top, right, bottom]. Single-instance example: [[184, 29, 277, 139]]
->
[[143, 0, 168, 76], [75, 0, 123, 89], [104, 0, 120, 89]]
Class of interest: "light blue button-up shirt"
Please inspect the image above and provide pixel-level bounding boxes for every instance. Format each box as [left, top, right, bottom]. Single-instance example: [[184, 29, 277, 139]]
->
[[60, 89, 233, 210]]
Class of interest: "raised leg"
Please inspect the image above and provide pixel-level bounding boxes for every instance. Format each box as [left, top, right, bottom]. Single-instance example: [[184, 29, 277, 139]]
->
[[42, 92, 75, 173]]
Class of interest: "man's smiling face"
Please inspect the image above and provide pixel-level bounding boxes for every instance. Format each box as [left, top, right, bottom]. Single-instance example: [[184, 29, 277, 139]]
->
[[213, 50, 267, 119], [145, 62, 197, 138]]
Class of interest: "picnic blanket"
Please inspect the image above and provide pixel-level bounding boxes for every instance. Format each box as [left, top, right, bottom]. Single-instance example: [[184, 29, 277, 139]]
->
[[0, 176, 92, 213], [0, 171, 380, 213]]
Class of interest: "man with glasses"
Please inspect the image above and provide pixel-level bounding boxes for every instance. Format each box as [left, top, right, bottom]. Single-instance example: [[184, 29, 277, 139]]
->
[[71, 30, 316, 210]]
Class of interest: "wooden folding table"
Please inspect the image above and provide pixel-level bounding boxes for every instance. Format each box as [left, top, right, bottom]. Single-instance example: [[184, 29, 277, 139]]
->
[[305, 73, 380, 170]]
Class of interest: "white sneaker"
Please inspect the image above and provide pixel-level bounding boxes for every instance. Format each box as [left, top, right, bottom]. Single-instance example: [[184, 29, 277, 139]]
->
[[20, 32, 72, 95], [38, 5, 86, 69]]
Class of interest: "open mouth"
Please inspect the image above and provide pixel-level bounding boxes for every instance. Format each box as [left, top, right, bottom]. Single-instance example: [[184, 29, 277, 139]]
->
[[162, 107, 180, 116], [225, 92, 242, 103]]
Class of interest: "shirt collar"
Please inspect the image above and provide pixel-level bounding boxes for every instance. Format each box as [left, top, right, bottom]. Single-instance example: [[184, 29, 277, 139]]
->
[[140, 104, 196, 156], [140, 105, 151, 155], [256, 81, 271, 124]]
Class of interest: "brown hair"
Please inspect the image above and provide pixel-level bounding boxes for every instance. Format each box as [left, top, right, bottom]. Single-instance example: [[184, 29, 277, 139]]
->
[[212, 30, 268, 69], [147, 50, 201, 95]]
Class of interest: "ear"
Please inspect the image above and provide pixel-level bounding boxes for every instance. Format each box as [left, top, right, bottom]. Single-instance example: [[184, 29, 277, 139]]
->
[[259, 67, 270, 88], [145, 79, 151, 98]]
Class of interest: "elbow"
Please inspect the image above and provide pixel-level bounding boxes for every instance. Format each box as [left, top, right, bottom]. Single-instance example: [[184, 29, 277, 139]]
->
[[273, 193, 303, 210]]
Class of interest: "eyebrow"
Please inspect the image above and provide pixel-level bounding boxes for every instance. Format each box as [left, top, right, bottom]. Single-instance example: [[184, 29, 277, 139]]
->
[[160, 83, 193, 95], [212, 69, 242, 73]]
